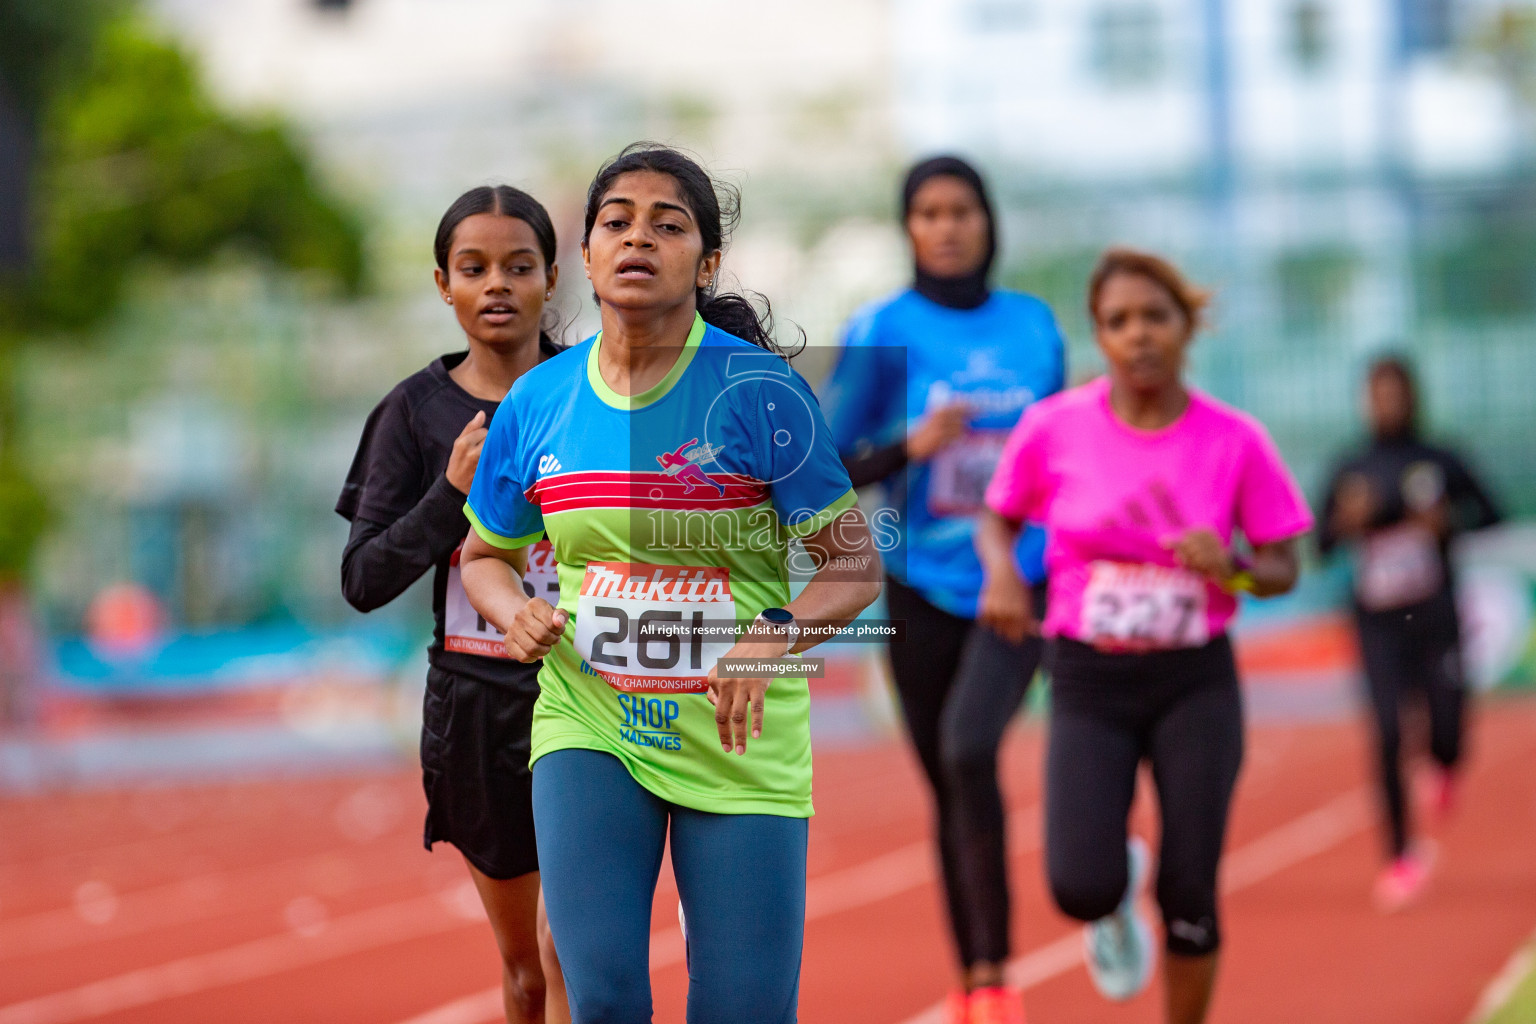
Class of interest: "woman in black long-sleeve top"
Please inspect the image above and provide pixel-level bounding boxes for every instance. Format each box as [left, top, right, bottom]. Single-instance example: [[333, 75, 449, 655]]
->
[[336, 186, 568, 1023], [1318, 355, 1501, 913]]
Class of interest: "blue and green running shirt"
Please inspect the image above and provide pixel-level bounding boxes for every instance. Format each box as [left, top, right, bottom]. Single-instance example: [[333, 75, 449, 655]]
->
[[464, 314, 857, 817]]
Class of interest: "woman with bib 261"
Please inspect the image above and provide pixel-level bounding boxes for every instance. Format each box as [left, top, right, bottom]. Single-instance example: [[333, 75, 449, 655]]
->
[[977, 250, 1312, 1024], [459, 145, 881, 1024], [337, 186, 567, 1023], [823, 156, 1064, 1024]]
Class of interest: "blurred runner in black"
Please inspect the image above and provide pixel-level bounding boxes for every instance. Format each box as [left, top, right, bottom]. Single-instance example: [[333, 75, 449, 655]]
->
[[336, 186, 568, 1023], [1319, 355, 1502, 912]]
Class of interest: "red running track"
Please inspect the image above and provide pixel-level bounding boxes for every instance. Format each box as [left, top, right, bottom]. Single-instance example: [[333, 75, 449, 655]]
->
[[2, 698, 1535, 1023]]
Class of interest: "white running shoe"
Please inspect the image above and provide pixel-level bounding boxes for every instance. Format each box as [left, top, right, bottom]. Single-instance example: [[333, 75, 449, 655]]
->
[[677, 899, 688, 940], [1083, 836, 1156, 1002]]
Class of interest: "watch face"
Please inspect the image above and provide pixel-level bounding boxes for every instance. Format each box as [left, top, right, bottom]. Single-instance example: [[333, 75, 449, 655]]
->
[[760, 607, 795, 626]]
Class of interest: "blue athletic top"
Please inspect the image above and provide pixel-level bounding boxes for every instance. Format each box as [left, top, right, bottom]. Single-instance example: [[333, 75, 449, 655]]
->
[[824, 289, 1065, 618]]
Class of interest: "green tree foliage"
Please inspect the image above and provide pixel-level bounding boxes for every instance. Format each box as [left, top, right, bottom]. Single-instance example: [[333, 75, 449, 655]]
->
[[25, 16, 365, 329], [0, 451, 47, 583], [0, 0, 111, 118], [0, 3, 365, 579]]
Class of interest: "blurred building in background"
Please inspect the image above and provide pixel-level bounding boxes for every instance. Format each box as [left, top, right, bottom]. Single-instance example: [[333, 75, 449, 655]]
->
[[895, 0, 1536, 507]]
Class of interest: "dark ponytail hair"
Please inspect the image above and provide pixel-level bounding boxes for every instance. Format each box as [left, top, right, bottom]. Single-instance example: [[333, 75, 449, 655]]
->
[[434, 185, 563, 348], [581, 143, 801, 359]]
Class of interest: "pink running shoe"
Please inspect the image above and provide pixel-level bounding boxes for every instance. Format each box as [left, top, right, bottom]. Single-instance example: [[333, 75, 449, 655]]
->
[[1429, 767, 1458, 820], [1374, 844, 1437, 912], [940, 990, 969, 1024], [968, 986, 1027, 1024]]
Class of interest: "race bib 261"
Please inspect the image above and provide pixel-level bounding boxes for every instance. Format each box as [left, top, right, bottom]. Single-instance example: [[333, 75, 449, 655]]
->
[[574, 561, 738, 693]]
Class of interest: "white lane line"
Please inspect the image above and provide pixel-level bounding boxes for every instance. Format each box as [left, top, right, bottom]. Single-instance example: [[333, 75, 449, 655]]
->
[[895, 788, 1373, 1024], [806, 814, 1043, 922], [1005, 934, 1083, 991], [1465, 923, 1536, 1024], [396, 739, 1353, 1024], [0, 890, 477, 1024], [804, 842, 933, 920], [1219, 789, 1370, 893], [5, 781, 1363, 1024], [0, 843, 421, 961], [5, 791, 1020, 1024], [395, 810, 1047, 1024], [392, 989, 502, 1024], [394, 928, 687, 1024]]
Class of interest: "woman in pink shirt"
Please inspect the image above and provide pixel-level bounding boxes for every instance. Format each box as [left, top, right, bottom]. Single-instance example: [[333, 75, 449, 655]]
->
[[976, 249, 1312, 1024]]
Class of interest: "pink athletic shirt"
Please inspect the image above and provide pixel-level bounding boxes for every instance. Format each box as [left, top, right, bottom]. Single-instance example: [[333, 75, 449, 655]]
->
[[984, 377, 1314, 648]]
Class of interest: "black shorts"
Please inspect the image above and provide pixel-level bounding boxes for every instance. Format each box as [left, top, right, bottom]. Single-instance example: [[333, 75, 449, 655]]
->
[[420, 664, 540, 880]]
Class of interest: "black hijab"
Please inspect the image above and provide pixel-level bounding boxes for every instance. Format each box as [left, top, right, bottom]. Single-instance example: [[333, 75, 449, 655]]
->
[[901, 155, 996, 311]]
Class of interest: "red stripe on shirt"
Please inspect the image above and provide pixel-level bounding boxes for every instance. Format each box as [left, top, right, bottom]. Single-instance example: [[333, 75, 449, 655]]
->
[[524, 470, 769, 514]]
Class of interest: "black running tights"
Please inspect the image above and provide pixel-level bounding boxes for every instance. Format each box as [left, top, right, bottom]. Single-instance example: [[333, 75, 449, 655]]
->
[[884, 575, 1044, 968], [1355, 601, 1466, 858]]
